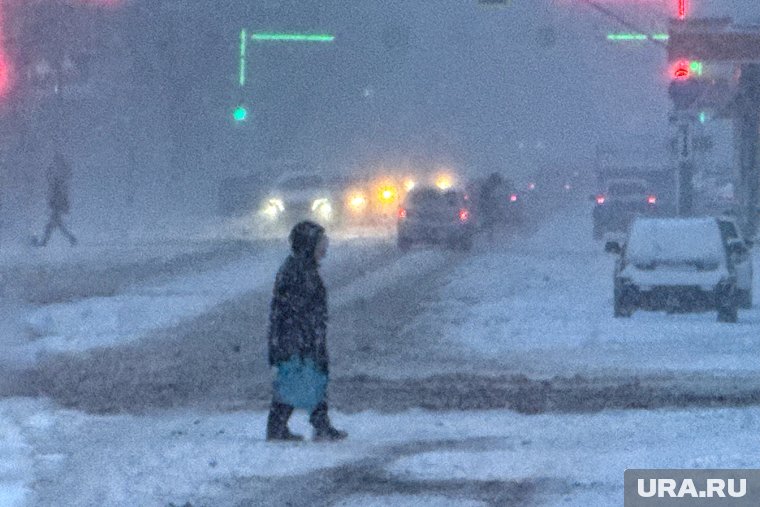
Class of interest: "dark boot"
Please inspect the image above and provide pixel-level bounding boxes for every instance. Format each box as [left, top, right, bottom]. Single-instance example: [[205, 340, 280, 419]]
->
[[266, 401, 303, 442], [310, 401, 347, 441]]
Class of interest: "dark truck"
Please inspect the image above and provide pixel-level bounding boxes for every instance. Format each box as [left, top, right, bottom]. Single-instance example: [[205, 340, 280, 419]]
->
[[592, 165, 675, 240]]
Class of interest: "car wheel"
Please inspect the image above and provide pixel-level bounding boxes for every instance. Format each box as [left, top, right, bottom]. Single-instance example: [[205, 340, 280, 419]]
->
[[738, 289, 752, 309], [717, 305, 738, 323]]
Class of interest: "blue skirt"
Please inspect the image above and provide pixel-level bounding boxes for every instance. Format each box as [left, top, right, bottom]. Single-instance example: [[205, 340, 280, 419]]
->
[[274, 356, 328, 411]]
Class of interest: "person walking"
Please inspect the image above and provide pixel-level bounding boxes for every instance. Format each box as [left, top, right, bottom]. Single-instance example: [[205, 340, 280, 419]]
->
[[266, 220, 347, 442], [35, 152, 77, 247], [478, 172, 507, 239]]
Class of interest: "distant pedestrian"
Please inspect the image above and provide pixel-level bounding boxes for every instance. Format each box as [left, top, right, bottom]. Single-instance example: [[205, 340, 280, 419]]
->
[[266, 220, 347, 442], [35, 153, 77, 247], [478, 172, 507, 238]]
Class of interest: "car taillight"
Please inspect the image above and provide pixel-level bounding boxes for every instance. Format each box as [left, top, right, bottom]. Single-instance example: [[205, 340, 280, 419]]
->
[[509, 194, 518, 203], [459, 208, 470, 222], [596, 195, 605, 205], [647, 195, 657, 205], [398, 207, 407, 219]]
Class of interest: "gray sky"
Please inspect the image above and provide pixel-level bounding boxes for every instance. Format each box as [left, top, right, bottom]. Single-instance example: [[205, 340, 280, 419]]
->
[[7, 0, 760, 231]]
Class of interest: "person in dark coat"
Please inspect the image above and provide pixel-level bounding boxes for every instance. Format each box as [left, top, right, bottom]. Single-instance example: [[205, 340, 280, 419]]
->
[[36, 153, 77, 247], [266, 220, 347, 442], [478, 172, 507, 237]]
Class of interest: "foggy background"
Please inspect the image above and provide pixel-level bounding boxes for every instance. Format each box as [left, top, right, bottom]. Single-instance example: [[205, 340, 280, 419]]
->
[[2, 0, 760, 243]]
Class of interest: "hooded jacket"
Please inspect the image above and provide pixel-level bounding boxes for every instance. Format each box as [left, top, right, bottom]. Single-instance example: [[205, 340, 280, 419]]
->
[[267, 221, 329, 371]]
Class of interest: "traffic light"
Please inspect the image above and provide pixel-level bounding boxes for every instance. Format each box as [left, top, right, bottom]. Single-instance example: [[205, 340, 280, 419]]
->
[[672, 60, 690, 80], [233, 105, 247, 122], [670, 60, 702, 80]]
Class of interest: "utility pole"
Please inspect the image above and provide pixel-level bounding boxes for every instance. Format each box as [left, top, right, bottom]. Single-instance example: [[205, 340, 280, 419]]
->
[[673, 109, 696, 215], [735, 64, 760, 237]]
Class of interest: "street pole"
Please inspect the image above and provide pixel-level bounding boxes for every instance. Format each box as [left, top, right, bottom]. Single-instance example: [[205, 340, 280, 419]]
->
[[735, 63, 760, 239], [674, 111, 695, 216]]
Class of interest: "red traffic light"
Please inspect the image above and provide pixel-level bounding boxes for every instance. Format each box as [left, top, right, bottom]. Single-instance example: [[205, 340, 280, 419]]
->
[[672, 60, 690, 80]]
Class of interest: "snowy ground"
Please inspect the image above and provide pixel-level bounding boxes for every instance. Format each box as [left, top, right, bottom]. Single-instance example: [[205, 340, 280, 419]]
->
[[416, 205, 760, 377], [2, 202, 759, 505], [4, 398, 760, 506], [0, 219, 405, 366]]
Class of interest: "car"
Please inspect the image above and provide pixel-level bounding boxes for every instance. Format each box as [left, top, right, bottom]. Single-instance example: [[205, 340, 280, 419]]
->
[[259, 173, 341, 229], [397, 186, 474, 251], [717, 214, 754, 308], [592, 178, 657, 240], [606, 217, 740, 323], [467, 174, 524, 231]]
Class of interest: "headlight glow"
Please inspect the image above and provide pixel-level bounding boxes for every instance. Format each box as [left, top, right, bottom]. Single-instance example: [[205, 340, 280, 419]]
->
[[348, 193, 368, 212], [312, 198, 333, 220], [262, 198, 285, 219], [404, 179, 416, 192], [379, 186, 397, 202], [435, 175, 453, 190]]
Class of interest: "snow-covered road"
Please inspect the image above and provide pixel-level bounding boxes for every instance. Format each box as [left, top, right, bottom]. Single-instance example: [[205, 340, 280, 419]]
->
[[425, 204, 760, 377], [2, 201, 759, 505], [5, 397, 760, 506]]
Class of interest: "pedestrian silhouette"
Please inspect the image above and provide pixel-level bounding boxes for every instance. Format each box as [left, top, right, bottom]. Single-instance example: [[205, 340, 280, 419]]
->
[[266, 221, 347, 442], [35, 153, 77, 247]]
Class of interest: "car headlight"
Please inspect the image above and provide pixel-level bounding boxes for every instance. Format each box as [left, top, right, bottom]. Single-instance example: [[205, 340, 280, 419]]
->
[[262, 198, 285, 219], [435, 174, 453, 190], [312, 198, 333, 220], [378, 186, 397, 203], [347, 193, 368, 213]]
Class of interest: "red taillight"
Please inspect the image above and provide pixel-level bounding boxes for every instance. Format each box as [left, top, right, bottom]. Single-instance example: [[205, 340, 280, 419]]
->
[[647, 195, 657, 205], [459, 208, 470, 222], [398, 207, 407, 219], [509, 194, 518, 203], [596, 195, 606, 205]]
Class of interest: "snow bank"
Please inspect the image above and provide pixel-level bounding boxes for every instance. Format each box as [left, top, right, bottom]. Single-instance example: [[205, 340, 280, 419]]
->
[[417, 206, 760, 377], [17, 252, 282, 361], [0, 399, 49, 507], [10, 401, 760, 506]]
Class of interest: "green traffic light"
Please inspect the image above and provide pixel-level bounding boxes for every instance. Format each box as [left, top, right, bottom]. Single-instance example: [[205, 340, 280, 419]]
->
[[239, 29, 247, 87], [251, 33, 335, 42], [606, 33, 670, 42], [233, 106, 248, 122]]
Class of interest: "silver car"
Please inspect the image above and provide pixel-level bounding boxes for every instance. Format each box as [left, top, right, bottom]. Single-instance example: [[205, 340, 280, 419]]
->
[[607, 217, 740, 323]]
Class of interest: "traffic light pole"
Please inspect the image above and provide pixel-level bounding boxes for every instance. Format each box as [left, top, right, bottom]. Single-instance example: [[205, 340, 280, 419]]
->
[[673, 111, 695, 216], [735, 63, 760, 238]]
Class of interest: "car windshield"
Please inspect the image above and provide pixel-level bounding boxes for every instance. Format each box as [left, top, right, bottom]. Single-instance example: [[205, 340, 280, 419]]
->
[[278, 175, 325, 190], [408, 188, 460, 207], [607, 181, 647, 195]]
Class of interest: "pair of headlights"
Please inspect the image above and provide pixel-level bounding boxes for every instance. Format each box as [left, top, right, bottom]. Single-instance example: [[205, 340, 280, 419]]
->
[[261, 198, 333, 220]]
